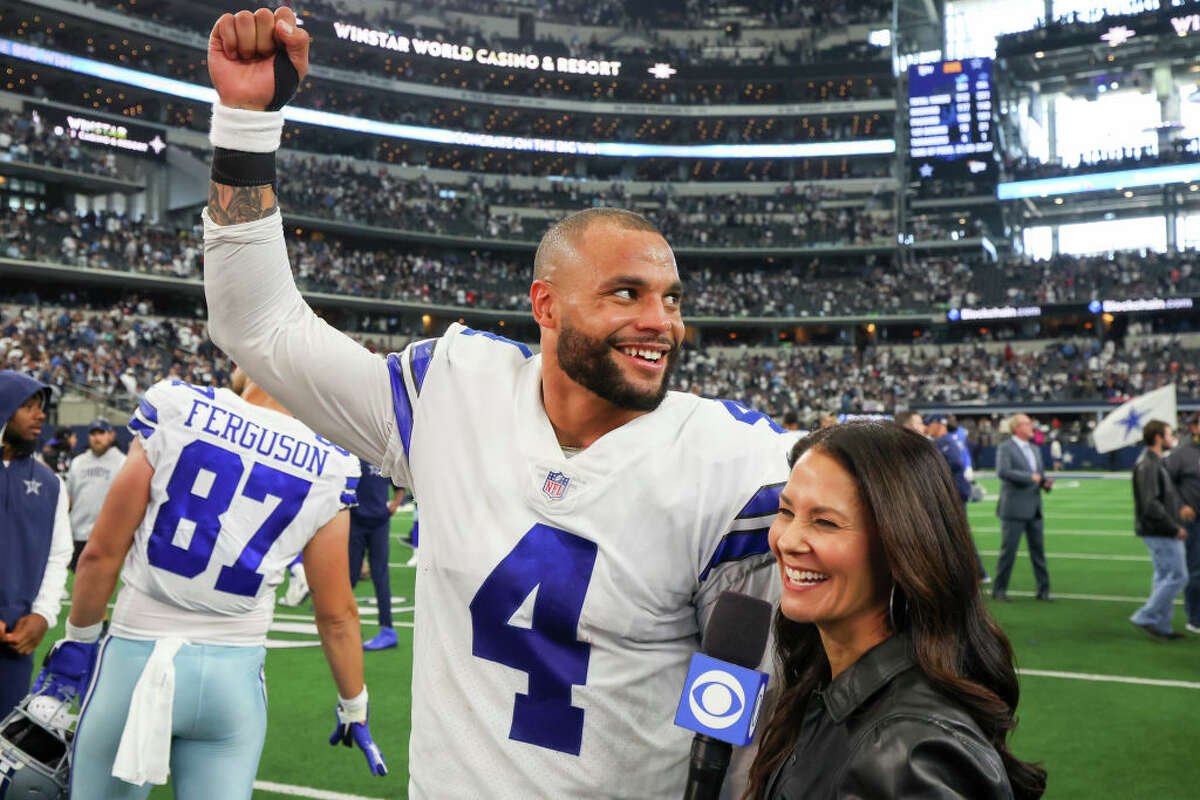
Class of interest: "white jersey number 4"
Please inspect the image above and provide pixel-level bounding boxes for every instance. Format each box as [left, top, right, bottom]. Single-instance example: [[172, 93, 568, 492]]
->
[[469, 523, 597, 756]]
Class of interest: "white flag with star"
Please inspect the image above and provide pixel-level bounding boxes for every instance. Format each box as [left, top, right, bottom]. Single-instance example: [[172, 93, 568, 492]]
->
[[1092, 384, 1176, 453]]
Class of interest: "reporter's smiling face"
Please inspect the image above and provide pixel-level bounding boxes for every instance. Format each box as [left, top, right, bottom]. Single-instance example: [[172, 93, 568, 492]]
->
[[554, 222, 684, 411], [768, 449, 890, 636]]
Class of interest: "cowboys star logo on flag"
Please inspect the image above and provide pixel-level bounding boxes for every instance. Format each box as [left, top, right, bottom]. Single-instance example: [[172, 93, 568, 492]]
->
[[542, 471, 571, 501]]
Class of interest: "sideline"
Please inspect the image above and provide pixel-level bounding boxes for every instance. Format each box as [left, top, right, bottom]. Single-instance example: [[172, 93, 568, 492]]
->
[[979, 549, 1149, 562], [1019, 669, 1200, 690], [973, 527, 1129, 537], [253, 780, 386, 800], [1002, 589, 1181, 605]]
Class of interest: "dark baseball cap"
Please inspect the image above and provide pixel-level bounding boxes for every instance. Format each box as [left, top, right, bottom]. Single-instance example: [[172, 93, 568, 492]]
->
[[925, 413, 948, 424], [88, 418, 114, 433]]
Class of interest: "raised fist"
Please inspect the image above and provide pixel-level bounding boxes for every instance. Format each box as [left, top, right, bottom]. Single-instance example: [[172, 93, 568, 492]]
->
[[208, 6, 310, 111]]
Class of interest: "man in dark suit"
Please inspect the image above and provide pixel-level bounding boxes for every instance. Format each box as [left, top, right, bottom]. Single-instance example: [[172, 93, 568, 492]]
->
[[993, 413, 1053, 601]]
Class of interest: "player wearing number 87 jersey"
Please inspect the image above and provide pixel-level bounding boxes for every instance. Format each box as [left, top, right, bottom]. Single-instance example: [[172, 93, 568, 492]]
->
[[43, 371, 387, 800]]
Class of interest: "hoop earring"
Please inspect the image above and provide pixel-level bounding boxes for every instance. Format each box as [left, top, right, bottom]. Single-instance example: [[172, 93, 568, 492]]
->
[[888, 583, 906, 631]]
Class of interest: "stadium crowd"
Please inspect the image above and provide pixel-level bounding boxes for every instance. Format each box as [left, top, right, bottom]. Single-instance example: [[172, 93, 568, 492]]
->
[[677, 333, 1200, 421], [0, 109, 120, 178], [0, 297, 228, 407], [31, 0, 894, 109], [274, 155, 894, 247], [85, 0, 891, 68], [1004, 139, 1200, 182], [5, 294, 1199, 430], [7, 202, 1200, 315]]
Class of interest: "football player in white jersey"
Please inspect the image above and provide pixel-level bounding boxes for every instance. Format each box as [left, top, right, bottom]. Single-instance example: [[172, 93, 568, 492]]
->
[[33, 370, 387, 800], [201, 8, 793, 798]]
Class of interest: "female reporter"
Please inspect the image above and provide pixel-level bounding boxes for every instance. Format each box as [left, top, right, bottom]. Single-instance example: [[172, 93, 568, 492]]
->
[[746, 422, 1045, 800]]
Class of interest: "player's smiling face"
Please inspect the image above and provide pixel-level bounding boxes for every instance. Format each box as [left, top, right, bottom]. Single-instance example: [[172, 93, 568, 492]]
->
[[769, 448, 890, 640], [555, 223, 684, 411]]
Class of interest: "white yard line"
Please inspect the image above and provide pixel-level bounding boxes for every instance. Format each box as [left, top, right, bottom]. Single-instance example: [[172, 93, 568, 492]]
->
[[1040, 513, 1141, 520], [1002, 589, 1182, 605], [979, 550, 1149, 562], [356, 606, 416, 618], [253, 780, 387, 800], [1019, 669, 1200, 690], [972, 527, 1130, 537]]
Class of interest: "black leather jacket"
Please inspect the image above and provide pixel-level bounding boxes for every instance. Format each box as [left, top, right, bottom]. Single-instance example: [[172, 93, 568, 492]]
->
[[763, 634, 1013, 799], [1133, 449, 1182, 538]]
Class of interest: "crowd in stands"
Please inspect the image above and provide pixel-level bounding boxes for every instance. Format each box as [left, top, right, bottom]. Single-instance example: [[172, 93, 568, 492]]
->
[[0, 297, 228, 409], [274, 155, 895, 247], [996, 5, 1168, 57], [675, 334, 1200, 421], [6, 291, 1200, 432], [1001, 251, 1200, 305], [1004, 138, 1200, 182], [8, 199, 1200, 316], [36, 0, 892, 107], [687, 254, 981, 317], [433, 0, 891, 32], [0, 109, 120, 178]]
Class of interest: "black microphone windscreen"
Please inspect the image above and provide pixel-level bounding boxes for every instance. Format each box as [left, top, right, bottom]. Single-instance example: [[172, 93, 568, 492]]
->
[[702, 591, 773, 669]]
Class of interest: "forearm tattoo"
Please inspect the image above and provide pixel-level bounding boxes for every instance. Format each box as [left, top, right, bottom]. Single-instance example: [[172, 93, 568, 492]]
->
[[207, 182, 278, 225]]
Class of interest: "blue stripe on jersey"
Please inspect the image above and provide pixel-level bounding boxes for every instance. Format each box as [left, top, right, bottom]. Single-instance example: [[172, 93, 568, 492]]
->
[[128, 415, 155, 438], [342, 475, 360, 507], [736, 482, 785, 519], [699, 528, 772, 582], [410, 339, 436, 393], [461, 327, 533, 358], [386, 353, 414, 457], [138, 398, 159, 424]]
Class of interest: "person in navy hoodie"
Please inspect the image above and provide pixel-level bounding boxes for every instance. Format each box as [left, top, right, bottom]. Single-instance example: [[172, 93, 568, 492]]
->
[[0, 370, 72, 716], [352, 460, 403, 650]]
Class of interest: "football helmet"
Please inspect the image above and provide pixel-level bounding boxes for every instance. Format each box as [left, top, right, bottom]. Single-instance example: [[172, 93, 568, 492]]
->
[[0, 692, 75, 799]]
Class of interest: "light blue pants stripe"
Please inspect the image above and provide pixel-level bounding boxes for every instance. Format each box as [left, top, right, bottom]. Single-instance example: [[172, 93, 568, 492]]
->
[[70, 636, 267, 800]]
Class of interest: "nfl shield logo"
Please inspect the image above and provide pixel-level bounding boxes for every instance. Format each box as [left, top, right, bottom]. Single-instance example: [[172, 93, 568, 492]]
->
[[542, 471, 570, 501]]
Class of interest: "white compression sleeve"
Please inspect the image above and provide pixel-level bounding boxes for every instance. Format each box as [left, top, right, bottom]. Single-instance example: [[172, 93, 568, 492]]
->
[[201, 209, 398, 471]]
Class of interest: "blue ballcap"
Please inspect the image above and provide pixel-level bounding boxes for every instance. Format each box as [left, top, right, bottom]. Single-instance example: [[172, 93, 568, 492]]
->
[[88, 418, 114, 433], [925, 413, 948, 424]]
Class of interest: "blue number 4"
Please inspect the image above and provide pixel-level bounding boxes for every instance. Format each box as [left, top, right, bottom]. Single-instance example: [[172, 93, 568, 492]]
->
[[147, 440, 313, 596], [469, 524, 598, 756]]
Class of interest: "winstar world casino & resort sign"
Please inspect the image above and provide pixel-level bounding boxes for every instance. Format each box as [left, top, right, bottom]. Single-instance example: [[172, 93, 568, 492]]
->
[[329, 21, 623, 76]]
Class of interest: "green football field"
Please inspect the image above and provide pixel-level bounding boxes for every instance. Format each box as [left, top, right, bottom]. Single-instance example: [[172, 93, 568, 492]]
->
[[37, 478, 1200, 799]]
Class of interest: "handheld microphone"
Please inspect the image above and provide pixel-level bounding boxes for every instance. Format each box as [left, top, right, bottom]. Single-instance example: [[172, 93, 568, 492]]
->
[[675, 591, 773, 800]]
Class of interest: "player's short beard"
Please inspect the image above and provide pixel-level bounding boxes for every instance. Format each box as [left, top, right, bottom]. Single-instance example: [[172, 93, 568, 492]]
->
[[556, 323, 677, 412]]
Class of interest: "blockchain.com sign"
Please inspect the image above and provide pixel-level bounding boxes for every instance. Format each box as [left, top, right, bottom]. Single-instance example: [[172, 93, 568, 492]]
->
[[327, 21, 623, 76]]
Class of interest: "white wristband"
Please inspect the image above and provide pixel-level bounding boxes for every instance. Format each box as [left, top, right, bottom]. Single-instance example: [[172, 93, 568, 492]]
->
[[338, 685, 368, 717], [65, 620, 104, 643], [210, 103, 284, 153]]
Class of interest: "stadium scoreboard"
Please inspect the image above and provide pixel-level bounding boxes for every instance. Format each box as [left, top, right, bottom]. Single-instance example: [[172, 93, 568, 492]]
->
[[908, 58, 995, 182]]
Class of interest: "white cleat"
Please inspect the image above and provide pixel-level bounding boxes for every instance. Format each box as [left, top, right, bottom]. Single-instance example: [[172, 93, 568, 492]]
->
[[280, 565, 310, 606]]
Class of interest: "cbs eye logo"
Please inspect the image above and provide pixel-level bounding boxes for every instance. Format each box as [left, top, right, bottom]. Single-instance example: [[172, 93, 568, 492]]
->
[[687, 669, 746, 730]]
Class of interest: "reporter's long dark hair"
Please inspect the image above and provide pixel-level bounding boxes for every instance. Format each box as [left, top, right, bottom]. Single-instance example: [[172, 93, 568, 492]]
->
[[744, 422, 1046, 799]]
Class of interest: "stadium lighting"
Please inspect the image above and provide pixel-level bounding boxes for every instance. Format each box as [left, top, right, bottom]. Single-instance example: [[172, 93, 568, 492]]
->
[[998, 162, 1200, 200], [1099, 26, 1136, 47], [0, 37, 896, 160]]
